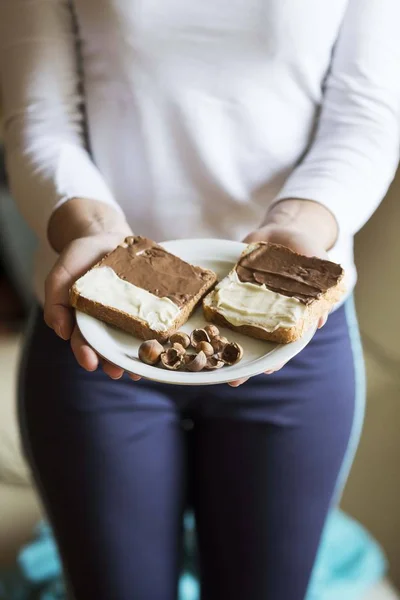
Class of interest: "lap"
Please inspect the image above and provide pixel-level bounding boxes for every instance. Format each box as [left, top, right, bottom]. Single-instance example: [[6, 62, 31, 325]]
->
[[19, 301, 361, 469], [19, 302, 361, 476]]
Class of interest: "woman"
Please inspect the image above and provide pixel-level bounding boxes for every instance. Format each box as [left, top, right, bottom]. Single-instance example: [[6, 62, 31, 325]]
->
[[1, 1, 399, 599]]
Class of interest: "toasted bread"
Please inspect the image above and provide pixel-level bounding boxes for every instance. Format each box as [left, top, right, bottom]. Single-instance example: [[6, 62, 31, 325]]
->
[[203, 242, 345, 344], [70, 236, 217, 343]]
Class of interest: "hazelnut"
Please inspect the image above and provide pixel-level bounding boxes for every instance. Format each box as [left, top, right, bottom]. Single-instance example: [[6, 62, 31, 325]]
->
[[184, 354, 194, 366], [172, 342, 186, 356], [204, 324, 220, 339], [190, 328, 210, 349], [160, 348, 184, 370], [197, 341, 214, 357], [211, 335, 229, 353], [138, 339, 164, 365], [205, 356, 224, 370], [185, 351, 207, 372], [170, 332, 191, 349], [220, 342, 244, 366]]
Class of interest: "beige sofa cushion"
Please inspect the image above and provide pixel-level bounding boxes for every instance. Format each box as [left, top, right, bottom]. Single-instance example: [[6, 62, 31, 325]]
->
[[0, 333, 31, 485]]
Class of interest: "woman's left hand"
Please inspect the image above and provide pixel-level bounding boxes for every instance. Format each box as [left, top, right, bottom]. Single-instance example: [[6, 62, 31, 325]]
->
[[228, 199, 338, 387]]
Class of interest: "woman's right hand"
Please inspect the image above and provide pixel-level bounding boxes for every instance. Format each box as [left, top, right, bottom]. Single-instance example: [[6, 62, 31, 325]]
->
[[44, 199, 141, 380]]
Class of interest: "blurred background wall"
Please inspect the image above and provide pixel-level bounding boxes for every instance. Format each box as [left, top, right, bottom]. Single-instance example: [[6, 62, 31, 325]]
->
[[342, 169, 400, 586]]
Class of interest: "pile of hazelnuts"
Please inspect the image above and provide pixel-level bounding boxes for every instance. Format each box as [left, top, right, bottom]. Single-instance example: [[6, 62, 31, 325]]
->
[[138, 324, 243, 372]]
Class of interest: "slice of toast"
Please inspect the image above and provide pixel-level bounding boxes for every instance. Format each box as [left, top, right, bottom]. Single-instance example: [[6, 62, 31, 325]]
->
[[70, 236, 217, 342], [203, 242, 345, 344]]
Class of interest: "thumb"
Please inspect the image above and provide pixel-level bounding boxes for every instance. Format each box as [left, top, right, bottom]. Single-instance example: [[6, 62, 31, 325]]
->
[[243, 227, 270, 244], [44, 263, 75, 340]]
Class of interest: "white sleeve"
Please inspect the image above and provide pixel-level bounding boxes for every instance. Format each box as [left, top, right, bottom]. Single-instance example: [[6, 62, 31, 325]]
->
[[273, 0, 400, 237], [0, 0, 122, 243]]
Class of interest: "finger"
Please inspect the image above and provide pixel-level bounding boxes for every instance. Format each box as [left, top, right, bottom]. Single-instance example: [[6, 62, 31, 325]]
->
[[102, 361, 124, 380], [243, 230, 266, 244], [318, 313, 329, 329], [70, 326, 98, 371], [264, 361, 286, 375], [228, 377, 249, 387], [44, 264, 75, 340], [129, 373, 142, 382]]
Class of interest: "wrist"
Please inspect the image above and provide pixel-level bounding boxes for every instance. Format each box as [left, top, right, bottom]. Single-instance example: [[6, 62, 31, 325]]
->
[[264, 199, 338, 251], [48, 198, 132, 253]]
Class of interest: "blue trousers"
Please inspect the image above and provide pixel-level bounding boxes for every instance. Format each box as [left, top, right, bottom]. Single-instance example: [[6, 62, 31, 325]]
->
[[18, 299, 364, 600]]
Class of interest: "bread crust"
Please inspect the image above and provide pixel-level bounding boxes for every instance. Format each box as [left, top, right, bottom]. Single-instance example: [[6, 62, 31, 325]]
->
[[202, 242, 345, 344]]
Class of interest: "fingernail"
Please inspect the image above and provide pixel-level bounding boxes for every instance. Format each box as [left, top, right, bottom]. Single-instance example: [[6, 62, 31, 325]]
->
[[58, 323, 72, 340], [59, 327, 69, 340], [129, 375, 141, 382]]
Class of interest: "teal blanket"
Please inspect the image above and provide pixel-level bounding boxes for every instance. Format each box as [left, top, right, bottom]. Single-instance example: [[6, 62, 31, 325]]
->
[[0, 510, 386, 600]]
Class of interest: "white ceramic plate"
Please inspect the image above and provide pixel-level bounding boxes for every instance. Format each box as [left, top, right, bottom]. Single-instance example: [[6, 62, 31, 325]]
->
[[76, 239, 316, 385]]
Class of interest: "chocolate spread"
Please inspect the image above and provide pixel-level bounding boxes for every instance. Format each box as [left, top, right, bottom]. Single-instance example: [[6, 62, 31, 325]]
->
[[236, 243, 343, 304], [100, 236, 211, 307]]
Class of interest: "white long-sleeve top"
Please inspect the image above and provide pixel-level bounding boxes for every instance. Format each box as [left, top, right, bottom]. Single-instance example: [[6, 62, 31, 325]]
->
[[1, 0, 400, 301]]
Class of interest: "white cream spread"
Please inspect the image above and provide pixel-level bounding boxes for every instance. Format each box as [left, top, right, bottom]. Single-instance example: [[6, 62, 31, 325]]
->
[[75, 266, 180, 332], [213, 271, 306, 332]]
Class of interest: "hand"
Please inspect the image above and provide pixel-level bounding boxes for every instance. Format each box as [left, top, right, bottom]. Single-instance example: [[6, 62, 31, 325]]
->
[[45, 199, 141, 380], [228, 199, 338, 387]]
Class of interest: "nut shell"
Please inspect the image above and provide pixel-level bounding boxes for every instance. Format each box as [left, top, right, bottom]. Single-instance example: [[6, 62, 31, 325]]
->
[[138, 340, 164, 365], [211, 336, 229, 353], [197, 341, 214, 357], [172, 342, 186, 356], [190, 329, 210, 349], [170, 332, 191, 349], [205, 356, 225, 370], [160, 348, 184, 370], [220, 342, 244, 365], [204, 324, 220, 339], [185, 351, 207, 372]]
